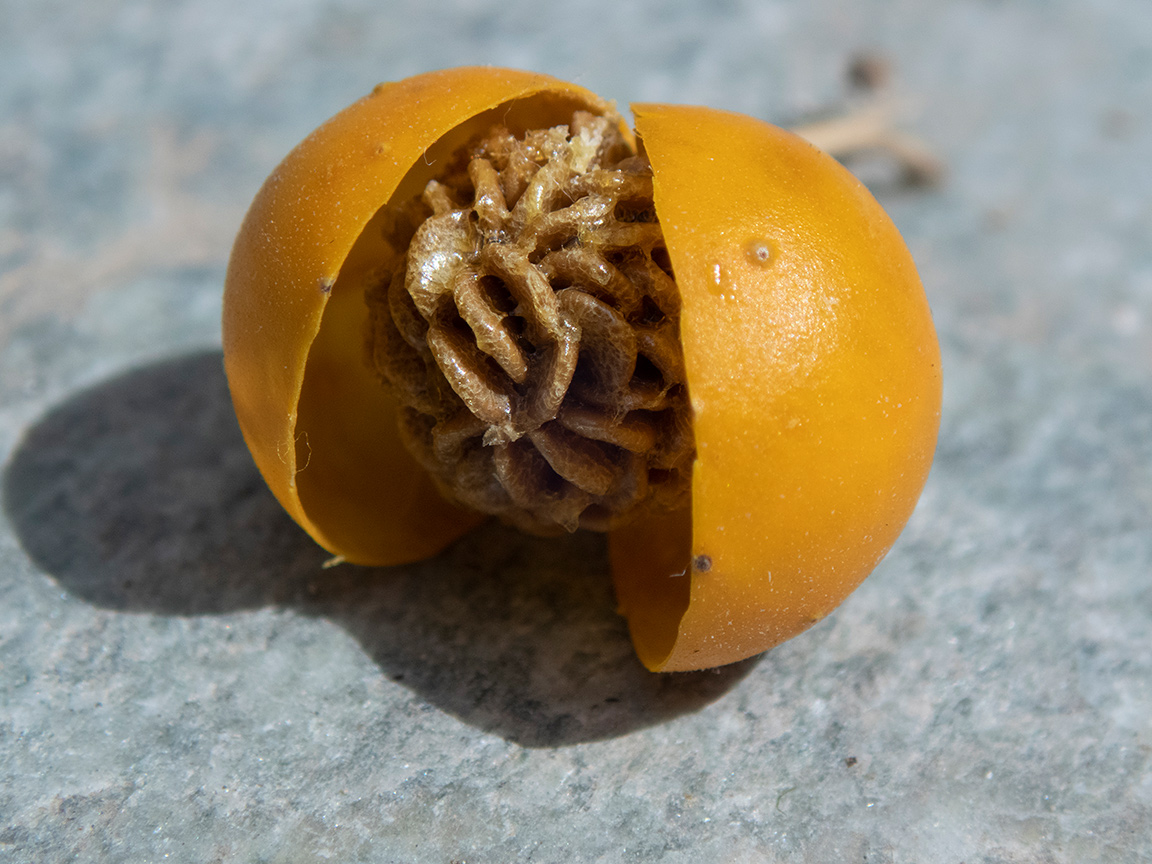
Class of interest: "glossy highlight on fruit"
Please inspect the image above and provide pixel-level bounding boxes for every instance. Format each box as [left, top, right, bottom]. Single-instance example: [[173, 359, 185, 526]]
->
[[223, 67, 941, 672]]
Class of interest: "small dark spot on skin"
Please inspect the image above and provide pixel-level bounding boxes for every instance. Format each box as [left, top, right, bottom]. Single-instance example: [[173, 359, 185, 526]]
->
[[745, 239, 773, 266], [845, 756, 858, 767], [693, 554, 712, 573], [319, 277, 335, 294]]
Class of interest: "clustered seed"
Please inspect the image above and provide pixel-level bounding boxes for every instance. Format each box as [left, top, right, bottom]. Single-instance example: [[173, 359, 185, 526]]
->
[[365, 111, 694, 534]]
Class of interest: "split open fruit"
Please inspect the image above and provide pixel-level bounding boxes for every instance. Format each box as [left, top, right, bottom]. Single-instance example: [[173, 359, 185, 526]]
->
[[223, 67, 941, 672]]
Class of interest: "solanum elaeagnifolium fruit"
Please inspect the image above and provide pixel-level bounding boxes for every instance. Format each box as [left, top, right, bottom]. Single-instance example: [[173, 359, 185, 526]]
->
[[223, 67, 941, 671]]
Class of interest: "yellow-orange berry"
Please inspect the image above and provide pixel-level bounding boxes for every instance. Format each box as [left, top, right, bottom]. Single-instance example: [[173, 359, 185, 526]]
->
[[223, 67, 941, 671]]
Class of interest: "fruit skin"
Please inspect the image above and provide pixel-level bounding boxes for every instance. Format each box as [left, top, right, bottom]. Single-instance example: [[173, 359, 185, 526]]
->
[[223, 67, 620, 565], [223, 68, 941, 670], [611, 105, 941, 671]]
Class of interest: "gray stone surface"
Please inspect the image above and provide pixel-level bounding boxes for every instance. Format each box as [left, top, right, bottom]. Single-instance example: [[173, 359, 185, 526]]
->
[[2, 0, 1151, 861]]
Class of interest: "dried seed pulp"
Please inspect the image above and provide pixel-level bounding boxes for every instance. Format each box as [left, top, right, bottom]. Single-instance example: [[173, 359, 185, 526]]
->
[[365, 111, 694, 534]]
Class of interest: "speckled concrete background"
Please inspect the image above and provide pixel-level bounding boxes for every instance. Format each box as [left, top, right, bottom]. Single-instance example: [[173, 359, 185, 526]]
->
[[2, 1, 1151, 861]]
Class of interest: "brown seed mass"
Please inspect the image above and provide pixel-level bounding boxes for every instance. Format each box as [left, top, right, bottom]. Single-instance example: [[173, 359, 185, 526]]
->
[[365, 111, 694, 534]]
